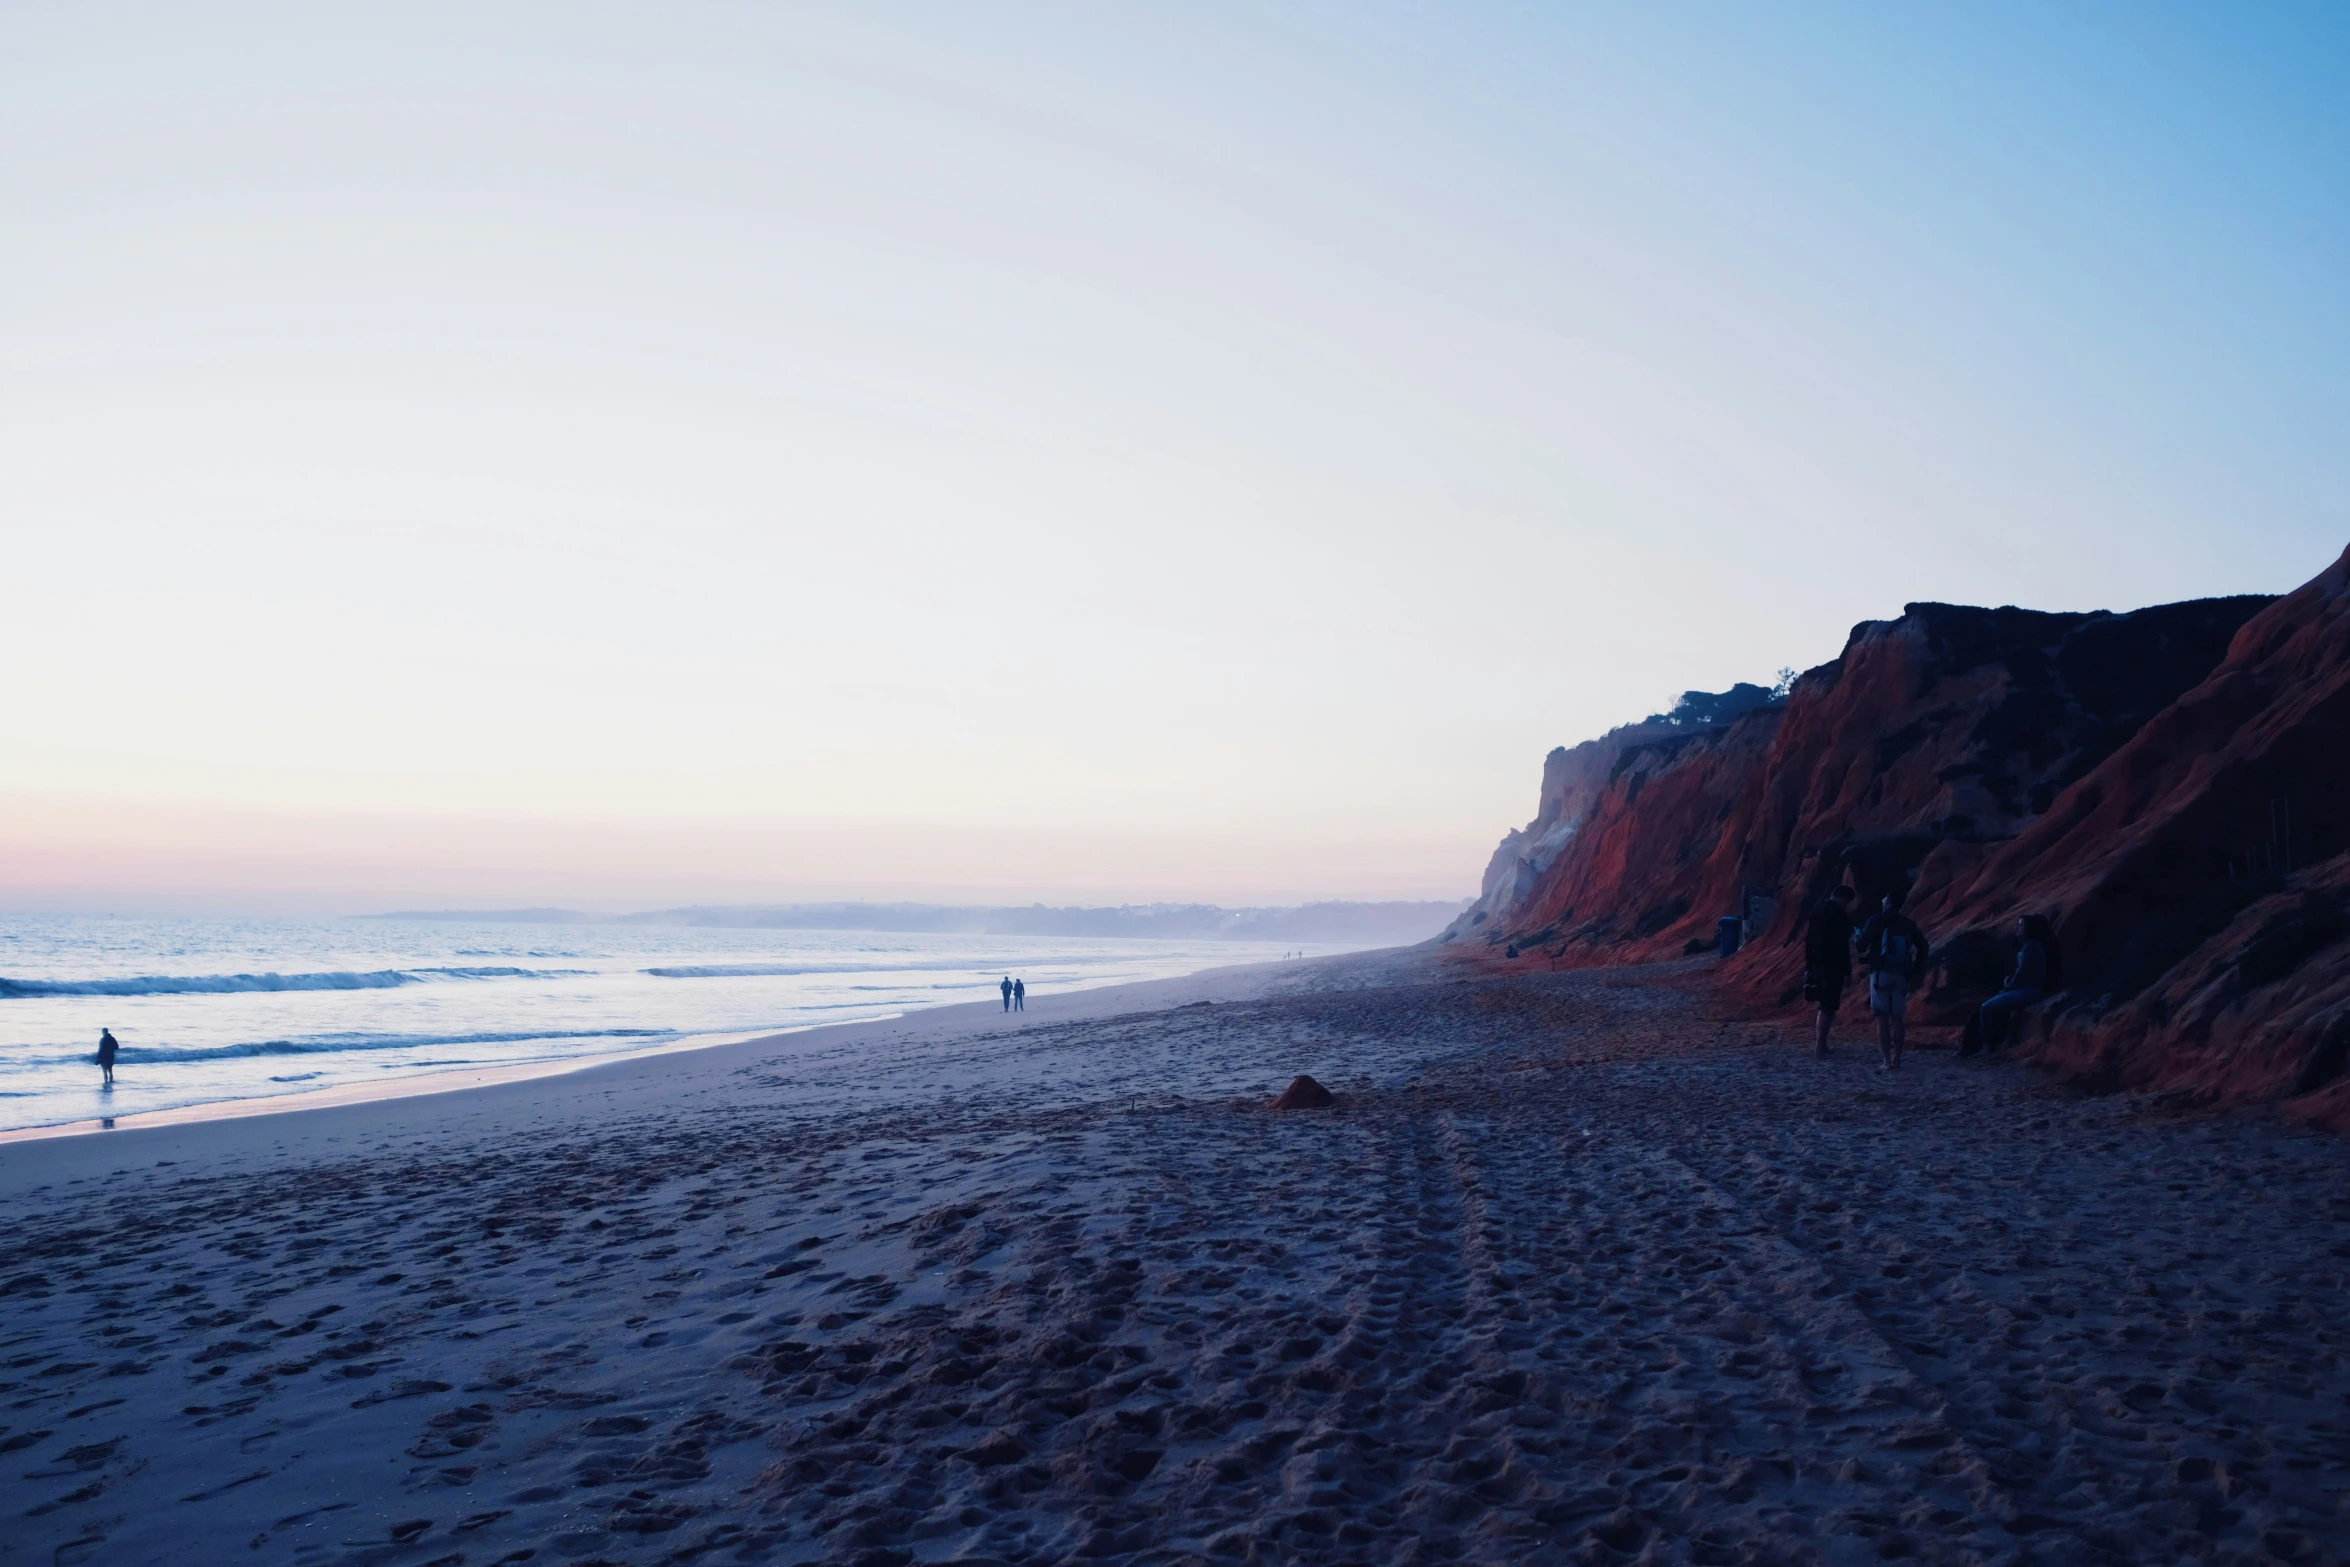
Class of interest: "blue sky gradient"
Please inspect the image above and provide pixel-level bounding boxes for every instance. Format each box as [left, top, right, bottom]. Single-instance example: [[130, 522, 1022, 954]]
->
[[3, 3, 2344, 908]]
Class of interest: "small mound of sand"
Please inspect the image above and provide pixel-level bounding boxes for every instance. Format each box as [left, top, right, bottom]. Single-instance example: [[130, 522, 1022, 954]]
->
[[1268, 1074, 1334, 1110]]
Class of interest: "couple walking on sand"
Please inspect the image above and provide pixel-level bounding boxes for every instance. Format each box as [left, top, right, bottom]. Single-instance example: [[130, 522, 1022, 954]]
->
[[1804, 885, 1928, 1070], [999, 975, 1025, 1013]]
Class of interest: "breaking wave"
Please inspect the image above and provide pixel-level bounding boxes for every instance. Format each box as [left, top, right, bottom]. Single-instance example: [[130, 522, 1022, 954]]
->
[[0, 966, 575, 999], [102, 1026, 673, 1065], [643, 953, 1136, 980], [643, 962, 943, 979]]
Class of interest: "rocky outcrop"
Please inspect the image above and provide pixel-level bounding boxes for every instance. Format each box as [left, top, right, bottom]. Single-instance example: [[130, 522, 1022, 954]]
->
[[1455, 552, 2350, 1122], [1444, 685, 1782, 942], [1449, 743, 1633, 942]]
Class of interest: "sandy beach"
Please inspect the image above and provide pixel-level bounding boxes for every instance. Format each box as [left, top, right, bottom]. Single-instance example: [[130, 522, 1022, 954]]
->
[[4, 951, 2347, 1566]]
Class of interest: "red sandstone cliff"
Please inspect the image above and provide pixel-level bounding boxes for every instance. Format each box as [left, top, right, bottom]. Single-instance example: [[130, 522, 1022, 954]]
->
[[1447, 687, 1781, 942], [1927, 546, 2350, 1125], [1459, 553, 2350, 1124]]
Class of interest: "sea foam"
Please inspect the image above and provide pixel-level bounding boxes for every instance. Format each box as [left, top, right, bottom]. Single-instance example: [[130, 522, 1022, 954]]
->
[[0, 966, 569, 999]]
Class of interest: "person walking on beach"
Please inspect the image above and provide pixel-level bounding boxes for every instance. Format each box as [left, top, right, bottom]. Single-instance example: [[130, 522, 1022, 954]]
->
[[1803, 884, 1857, 1058], [1856, 889, 1930, 1070], [1012, 977, 1025, 1011], [96, 1028, 119, 1087], [1000, 976, 1013, 1013]]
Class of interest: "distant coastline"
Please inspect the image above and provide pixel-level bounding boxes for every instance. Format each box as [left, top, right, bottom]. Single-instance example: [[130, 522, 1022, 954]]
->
[[359, 899, 1469, 945]]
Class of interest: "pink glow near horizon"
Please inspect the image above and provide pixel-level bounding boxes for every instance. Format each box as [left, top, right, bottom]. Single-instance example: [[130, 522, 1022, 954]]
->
[[0, 796, 1481, 916]]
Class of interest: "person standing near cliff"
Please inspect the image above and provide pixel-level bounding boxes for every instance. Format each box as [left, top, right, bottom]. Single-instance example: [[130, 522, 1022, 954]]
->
[[1803, 885, 1857, 1058], [1856, 889, 1930, 1070], [1000, 976, 1013, 1013], [1012, 977, 1025, 1012], [96, 1027, 119, 1087]]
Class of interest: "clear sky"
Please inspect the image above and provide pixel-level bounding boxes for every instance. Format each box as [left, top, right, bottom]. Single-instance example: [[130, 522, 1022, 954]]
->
[[5, 3, 2345, 913]]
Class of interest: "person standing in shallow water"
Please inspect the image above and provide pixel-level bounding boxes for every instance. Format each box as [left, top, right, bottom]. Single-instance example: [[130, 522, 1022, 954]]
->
[[1803, 885, 1857, 1058], [96, 1028, 119, 1087], [1013, 977, 1025, 1011], [1000, 976, 1013, 1013]]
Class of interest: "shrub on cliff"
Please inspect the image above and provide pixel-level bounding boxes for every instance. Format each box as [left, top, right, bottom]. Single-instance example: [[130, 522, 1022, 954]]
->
[[1642, 682, 1784, 729]]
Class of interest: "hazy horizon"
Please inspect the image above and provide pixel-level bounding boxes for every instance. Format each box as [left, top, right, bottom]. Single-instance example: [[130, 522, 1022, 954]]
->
[[0, 798, 1493, 917], [7, 4, 2344, 916]]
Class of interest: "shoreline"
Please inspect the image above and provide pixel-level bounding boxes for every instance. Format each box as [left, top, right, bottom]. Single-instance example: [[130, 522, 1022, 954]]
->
[[0, 1019, 851, 1145], [0, 951, 1325, 1197], [0, 947, 1336, 1147], [0, 922, 1343, 1149]]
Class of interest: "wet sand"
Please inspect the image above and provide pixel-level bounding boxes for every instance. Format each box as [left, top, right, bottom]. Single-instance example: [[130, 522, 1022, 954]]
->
[[3, 951, 2347, 1565]]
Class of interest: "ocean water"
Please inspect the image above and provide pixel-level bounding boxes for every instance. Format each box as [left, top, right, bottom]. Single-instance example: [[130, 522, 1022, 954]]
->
[[0, 915, 1336, 1133]]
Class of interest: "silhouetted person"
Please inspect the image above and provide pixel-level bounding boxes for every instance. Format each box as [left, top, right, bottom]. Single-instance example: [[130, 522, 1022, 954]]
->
[[1000, 975, 1013, 1013], [1961, 914, 2059, 1057], [1856, 889, 1930, 1071], [1803, 885, 1858, 1058], [97, 1028, 119, 1088], [1012, 977, 1025, 1011]]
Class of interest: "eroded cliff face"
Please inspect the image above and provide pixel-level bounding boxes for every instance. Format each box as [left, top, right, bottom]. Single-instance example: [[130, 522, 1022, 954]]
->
[[1472, 594, 2270, 963], [1448, 731, 1671, 941], [1445, 692, 1779, 941], [1923, 547, 2350, 1125], [1455, 556, 2350, 1122]]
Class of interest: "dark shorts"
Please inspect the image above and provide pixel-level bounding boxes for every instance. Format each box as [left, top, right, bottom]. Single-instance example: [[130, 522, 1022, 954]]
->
[[1811, 970, 1849, 1014]]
